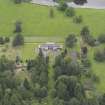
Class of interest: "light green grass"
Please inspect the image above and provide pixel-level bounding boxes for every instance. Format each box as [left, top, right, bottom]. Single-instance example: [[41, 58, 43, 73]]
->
[[1, 0, 105, 95], [85, 44, 105, 93], [93, 62, 105, 93], [0, 0, 105, 37]]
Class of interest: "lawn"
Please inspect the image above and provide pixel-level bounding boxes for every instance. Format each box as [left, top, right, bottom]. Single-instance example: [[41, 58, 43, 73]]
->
[[0, 0, 105, 37], [0, 43, 38, 60], [1, 0, 105, 96]]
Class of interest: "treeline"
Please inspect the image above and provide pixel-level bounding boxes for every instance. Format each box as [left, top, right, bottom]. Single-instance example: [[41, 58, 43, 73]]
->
[[50, 46, 85, 104], [49, 49, 105, 105], [27, 53, 49, 101], [0, 52, 49, 104]]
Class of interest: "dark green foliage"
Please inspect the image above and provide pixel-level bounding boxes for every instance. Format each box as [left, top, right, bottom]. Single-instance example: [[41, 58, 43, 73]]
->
[[55, 76, 85, 101], [81, 46, 88, 57], [58, 1, 68, 11], [99, 94, 105, 105], [0, 37, 4, 44], [14, 0, 22, 4], [65, 7, 75, 17], [65, 34, 77, 48], [14, 21, 22, 33], [14, 0, 32, 4], [81, 58, 91, 68], [81, 26, 95, 46], [5, 37, 10, 43], [54, 54, 81, 80], [34, 84, 48, 101], [81, 26, 90, 40], [69, 97, 80, 105], [15, 56, 21, 64], [53, 97, 64, 105], [73, 15, 83, 24], [23, 78, 30, 90], [0, 55, 15, 72], [74, 0, 87, 5], [12, 34, 24, 47], [49, 8, 54, 18], [26, 55, 49, 100], [86, 36, 96, 47], [98, 34, 105, 44], [91, 74, 100, 83], [0, 37, 10, 45], [94, 49, 105, 62], [55, 0, 73, 2]]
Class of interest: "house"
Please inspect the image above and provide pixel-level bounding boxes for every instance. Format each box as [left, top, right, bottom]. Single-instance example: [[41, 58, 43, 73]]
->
[[38, 42, 63, 51], [38, 42, 63, 56]]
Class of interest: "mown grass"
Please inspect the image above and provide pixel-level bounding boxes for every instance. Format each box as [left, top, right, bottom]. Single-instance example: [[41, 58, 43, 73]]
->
[[0, 0, 105, 37], [1, 0, 105, 95]]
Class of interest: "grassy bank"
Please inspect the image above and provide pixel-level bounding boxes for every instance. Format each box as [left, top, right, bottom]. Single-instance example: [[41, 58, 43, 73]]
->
[[0, 0, 105, 37]]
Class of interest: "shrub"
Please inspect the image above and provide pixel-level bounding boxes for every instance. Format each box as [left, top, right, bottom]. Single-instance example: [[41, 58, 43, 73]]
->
[[65, 34, 77, 48], [58, 1, 68, 11], [12, 34, 24, 47], [0, 37, 4, 44], [94, 49, 105, 62], [65, 7, 75, 17], [73, 15, 83, 23], [98, 34, 105, 44], [49, 8, 54, 18], [5, 37, 10, 43], [74, 0, 87, 5], [91, 74, 100, 83], [14, 0, 22, 4], [81, 59, 91, 68]]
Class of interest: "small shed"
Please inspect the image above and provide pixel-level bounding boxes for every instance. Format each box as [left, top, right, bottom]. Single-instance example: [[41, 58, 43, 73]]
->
[[38, 42, 63, 51]]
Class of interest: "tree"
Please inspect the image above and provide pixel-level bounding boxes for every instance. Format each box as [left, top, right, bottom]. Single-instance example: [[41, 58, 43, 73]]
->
[[81, 26, 90, 40], [14, 0, 22, 4], [56, 81, 67, 100], [0, 37, 4, 44], [10, 93, 22, 105], [65, 34, 77, 48], [98, 34, 105, 44], [67, 61, 81, 76], [39, 71, 48, 87], [58, 1, 68, 11], [73, 15, 83, 24], [74, 0, 87, 5], [34, 84, 48, 101], [0, 55, 15, 72], [5, 37, 10, 43], [12, 34, 24, 47], [49, 8, 54, 18], [80, 26, 95, 46], [53, 97, 64, 105], [65, 7, 75, 17], [94, 49, 105, 62], [55, 76, 85, 101], [23, 78, 30, 90], [69, 98, 80, 105], [14, 21, 22, 33], [40, 87, 48, 98], [99, 94, 105, 105]]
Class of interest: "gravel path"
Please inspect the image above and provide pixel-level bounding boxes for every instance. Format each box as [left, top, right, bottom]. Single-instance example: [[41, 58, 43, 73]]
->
[[31, 0, 105, 9]]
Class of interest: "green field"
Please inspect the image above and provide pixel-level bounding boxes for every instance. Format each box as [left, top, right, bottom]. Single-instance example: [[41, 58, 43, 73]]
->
[[0, 0, 105, 37], [1, 0, 105, 96]]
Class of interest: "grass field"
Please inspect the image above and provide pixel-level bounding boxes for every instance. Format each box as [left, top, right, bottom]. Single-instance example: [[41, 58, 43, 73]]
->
[[0, 0, 105, 37], [1, 0, 105, 96]]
